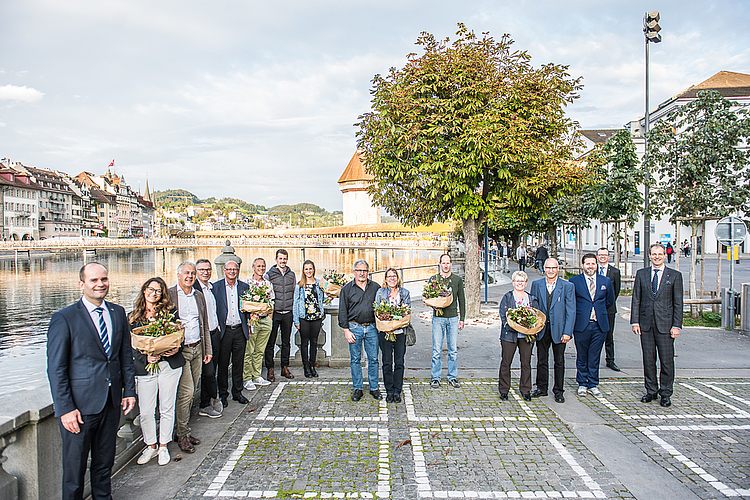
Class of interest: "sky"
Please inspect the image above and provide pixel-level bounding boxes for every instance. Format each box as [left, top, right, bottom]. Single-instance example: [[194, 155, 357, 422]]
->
[[1, 1, 749, 212]]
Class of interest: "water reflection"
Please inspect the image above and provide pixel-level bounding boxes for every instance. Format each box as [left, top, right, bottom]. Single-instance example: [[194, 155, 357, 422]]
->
[[0, 246, 442, 396]]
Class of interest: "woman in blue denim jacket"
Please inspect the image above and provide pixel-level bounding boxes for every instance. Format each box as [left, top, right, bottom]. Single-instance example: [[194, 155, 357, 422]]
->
[[374, 268, 411, 403], [293, 260, 326, 378], [498, 270, 539, 402]]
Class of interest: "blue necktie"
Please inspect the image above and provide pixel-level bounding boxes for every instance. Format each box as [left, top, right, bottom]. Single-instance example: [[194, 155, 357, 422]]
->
[[600, 266, 606, 276], [651, 270, 660, 298], [94, 307, 111, 357]]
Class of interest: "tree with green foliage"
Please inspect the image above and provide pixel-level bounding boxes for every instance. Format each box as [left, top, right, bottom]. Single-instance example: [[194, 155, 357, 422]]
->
[[648, 90, 750, 315], [356, 24, 583, 317]]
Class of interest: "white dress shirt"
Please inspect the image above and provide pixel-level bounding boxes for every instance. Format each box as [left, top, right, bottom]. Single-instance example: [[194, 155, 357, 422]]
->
[[225, 281, 241, 327], [652, 266, 665, 290], [177, 286, 201, 344], [199, 281, 219, 331], [82, 296, 112, 349]]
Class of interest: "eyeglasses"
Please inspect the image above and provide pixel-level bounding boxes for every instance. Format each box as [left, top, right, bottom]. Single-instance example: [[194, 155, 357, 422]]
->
[[197, 268, 211, 273], [145, 287, 162, 296], [224, 268, 239, 273], [386, 275, 398, 280], [354, 269, 368, 273], [543, 266, 558, 270]]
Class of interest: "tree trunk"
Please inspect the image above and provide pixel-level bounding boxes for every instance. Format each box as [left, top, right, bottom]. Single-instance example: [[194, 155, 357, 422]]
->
[[675, 222, 680, 271], [462, 217, 481, 319], [699, 219, 706, 301], [690, 222, 699, 318], [549, 223, 558, 260], [613, 222, 621, 269], [715, 243, 722, 313]]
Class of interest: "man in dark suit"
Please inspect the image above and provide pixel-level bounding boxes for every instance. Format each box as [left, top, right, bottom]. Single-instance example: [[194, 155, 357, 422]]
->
[[597, 247, 622, 371], [47, 262, 136, 500], [631, 243, 683, 407], [530, 258, 576, 403], [570, 253, 615, 397], [213, 259, 251, 406]]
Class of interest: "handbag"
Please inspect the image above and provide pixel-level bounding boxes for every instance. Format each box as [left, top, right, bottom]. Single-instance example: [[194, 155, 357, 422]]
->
[[405, 323, 416, 346]]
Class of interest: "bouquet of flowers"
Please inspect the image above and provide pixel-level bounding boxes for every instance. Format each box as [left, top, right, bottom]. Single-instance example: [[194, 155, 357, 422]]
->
[[320, 270, 349, 300], [131, 312, 184, 373], [373, 301, 411, 341], [506, 306, 546, 342], [422, 276, 453, 315], [240, 281, 274, 319]]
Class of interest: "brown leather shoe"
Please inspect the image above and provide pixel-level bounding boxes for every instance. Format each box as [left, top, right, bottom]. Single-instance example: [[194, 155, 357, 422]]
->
[[178, 436, 195, 453], [281, 366, 295, 379], [267, 367, 275, 382], [187, 435, 201, 446]]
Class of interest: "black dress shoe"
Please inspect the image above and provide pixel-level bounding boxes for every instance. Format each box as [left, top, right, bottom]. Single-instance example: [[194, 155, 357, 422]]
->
[[606, 361, 621, 372], [522, 393, 532, 402], [499, 393, 508, 400], [370, 390, 383, 400], [386, 394, 394, 403], [554, 394, 565, 403], [220, 397, 228, 408], [351, 389, 364, 401], [233, 394, 249, 405], [531, 389, 548, 398], [640, 393, 658, 403], [393, 394, 402, 403], [660, 396, 671, 407]]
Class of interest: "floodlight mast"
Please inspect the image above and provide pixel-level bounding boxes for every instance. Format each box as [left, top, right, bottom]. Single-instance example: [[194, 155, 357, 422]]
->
[[643, 10, 661, 266]]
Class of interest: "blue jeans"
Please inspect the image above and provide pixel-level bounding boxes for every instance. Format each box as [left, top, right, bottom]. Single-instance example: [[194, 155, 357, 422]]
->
[[431, 316, 459, 380], [348, 323, 379, 391]]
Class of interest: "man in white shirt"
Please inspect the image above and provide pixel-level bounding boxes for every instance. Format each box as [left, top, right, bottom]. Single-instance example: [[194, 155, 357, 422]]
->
[[195, 259, 222, 418], [168, 262, 212, 453]]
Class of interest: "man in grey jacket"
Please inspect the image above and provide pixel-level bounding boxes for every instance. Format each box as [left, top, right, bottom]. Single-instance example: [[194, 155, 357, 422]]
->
[[264, 249, 297, 381]]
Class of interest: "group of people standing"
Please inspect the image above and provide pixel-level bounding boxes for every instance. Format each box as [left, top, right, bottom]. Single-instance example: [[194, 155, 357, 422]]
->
[[498, 243, 682, 409], [496, 241, 549, 273]]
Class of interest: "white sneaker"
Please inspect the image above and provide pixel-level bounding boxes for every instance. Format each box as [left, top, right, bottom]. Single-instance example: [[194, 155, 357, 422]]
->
[[589, 386, 602, 397], [577, 386, 587, 396], [243, 380, 257, 391], [158, 446, 170, 466], [254, 377, 271, 386], [137, 446, 158, 465]]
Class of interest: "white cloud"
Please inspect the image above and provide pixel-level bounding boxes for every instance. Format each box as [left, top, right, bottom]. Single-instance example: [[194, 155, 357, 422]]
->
[[0, 85, 44, 102]]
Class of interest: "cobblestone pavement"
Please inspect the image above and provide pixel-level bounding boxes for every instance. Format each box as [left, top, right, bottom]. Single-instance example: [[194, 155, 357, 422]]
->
[[164, 376, 747, 500]]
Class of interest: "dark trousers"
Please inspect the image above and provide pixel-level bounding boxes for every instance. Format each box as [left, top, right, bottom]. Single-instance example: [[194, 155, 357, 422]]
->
[[575, 322, 607, 388], [265, 312, 293, 368], [218, 325, 247, 399], [299, 318, 323, 366], [640, 328, 675, 397], [604, 313, 616, 363], [535, 333, 567, 395], [498, 338, 533, 395], [200, 327, 221, 408], [61, 391, 119, 500], [518, 257, 526, 271], [378, 331, 406, 396]]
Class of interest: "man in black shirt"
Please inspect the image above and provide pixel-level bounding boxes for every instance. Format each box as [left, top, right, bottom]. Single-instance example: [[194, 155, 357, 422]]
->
[[339, 259, 381, 401]]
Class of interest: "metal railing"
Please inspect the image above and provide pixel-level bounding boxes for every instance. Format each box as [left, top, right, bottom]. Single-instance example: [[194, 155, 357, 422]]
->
[[369, 264, 439, 284]]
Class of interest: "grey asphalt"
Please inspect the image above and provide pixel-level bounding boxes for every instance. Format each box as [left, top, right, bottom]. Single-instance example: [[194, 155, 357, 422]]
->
[[111, 265, 750, 500]]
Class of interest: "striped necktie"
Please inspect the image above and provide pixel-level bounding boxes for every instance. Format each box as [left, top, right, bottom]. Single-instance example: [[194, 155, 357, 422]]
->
[[94, 306, 111, 357]]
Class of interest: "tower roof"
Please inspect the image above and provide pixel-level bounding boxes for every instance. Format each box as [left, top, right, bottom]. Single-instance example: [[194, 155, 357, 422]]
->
[[338, 151, 374, 184], [674, 71, 750, 99]]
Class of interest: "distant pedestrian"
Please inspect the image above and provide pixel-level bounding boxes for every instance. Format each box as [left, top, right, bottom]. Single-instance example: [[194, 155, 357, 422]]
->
[[264, 249, 297, 381], [293, 260, 326, 378], [535, 244, 549, 271], [499, 242, 511, 273], [375, 268, 411, 403], [630, 243, 683, 407], [339, 259, 381, 401], [666, 242, 674, 263], [429, 254, 466, 388], [570, 253, 615, 398], [516, 243, 527, 272], [47, 262, 136, 500]]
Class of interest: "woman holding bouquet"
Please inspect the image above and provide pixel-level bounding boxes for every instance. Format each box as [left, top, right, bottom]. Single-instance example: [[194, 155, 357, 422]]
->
[[129, 277, 185, 466], [498, 271, 539, 402], [293, 260, 325, 378], [375, 268, 411, 403]]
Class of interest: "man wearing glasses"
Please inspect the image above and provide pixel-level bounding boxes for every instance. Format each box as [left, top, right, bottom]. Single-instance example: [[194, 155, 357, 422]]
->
[[194, 259, 223, 418], [530, 258, 576, 403], [339, 259, 381, 401]]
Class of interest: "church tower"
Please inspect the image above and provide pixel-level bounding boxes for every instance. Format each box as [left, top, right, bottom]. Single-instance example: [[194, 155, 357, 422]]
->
[[338, 151, 380, 226]]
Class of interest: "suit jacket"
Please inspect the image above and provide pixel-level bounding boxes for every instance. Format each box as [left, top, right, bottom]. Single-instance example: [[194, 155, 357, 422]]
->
[[168, 285, 212, 356], [212, 279, 250, 340], [604, 264, 621, 315], [570, 273, 615, 333], [630, 266, 683, 334], [47, 299, 136, 417], [529, 277, 576, 344]]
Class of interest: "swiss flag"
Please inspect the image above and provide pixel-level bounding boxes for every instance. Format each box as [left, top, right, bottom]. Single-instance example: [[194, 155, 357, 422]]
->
[[108, 160, 115, 167]]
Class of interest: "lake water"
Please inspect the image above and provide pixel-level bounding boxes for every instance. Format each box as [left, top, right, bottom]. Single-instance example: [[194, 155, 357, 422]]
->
[[0, 246, 444, 400]]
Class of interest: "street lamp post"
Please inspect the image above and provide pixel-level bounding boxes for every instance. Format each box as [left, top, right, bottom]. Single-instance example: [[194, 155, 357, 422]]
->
[[643, 10, 661, 266]]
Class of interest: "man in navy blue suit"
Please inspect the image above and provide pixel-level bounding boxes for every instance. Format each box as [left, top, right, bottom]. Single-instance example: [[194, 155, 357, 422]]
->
[[47, 262, 136, 500], [570, 253, 615, 397], [213, 260, 251, 406], [530, 258, 576, 403]]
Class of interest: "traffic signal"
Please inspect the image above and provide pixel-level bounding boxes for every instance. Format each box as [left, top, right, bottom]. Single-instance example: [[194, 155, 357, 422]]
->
[[644, 11, 662, 43]]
